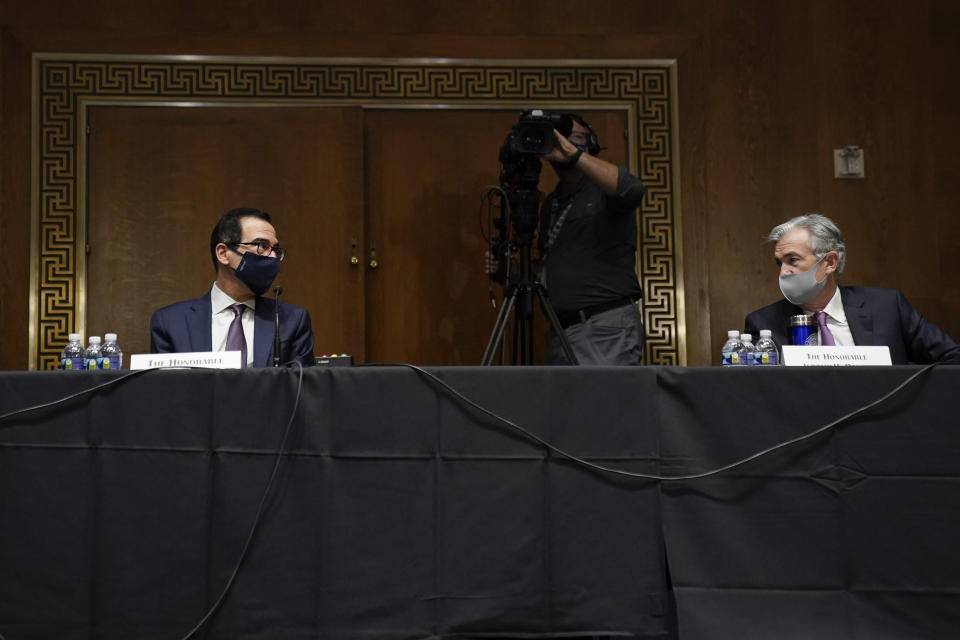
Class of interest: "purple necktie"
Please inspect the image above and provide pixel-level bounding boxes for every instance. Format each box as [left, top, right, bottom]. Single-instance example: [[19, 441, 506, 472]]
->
[[226, 303, 248, 368], [815, 311, 836, 346]]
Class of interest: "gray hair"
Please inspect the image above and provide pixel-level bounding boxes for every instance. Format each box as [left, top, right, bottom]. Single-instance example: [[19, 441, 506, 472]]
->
[[767, 213, 846, 275]]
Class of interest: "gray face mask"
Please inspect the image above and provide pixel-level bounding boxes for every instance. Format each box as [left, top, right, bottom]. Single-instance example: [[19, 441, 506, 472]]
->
[[779, 255, 827, 305]]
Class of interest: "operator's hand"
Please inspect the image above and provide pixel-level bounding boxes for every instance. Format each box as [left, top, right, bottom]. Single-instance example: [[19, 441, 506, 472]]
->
[[543, 129, 582, 165], [484, 250, 500, 275]]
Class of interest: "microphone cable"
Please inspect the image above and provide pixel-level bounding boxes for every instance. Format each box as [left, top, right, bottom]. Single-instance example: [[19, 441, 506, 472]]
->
[[398, 362, 943, 482], [0, 368, 155, 428], [179, 360, 304, 640], [0, 360, 946, 639], [0, 364, 306, 640], [272, 286, 283, 368]]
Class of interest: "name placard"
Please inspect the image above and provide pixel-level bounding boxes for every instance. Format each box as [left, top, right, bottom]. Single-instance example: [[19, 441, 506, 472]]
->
[[782, 345, 892, 367], [129, 351, 243, 370]]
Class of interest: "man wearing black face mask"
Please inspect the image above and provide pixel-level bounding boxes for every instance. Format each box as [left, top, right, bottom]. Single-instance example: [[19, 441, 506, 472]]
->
[[744, 213, 959, 364], [149, 208, 315, 367]]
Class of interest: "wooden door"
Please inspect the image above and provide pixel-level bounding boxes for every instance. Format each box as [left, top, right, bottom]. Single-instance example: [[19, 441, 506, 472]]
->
[[86, 106, 366, 362], [363, 108, 629, 365]]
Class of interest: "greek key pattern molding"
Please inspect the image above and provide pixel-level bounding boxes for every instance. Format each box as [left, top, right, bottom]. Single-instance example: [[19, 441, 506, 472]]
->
[[34, 57, 681, 367]]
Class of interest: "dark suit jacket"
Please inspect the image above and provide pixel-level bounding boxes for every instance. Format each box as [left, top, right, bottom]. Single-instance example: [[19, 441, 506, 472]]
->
[[744, 286, 960, 365], [150, 291, 315, 367]]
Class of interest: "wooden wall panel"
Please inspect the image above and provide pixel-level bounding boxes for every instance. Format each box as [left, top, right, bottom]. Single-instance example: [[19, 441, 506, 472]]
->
[[701, 2, 822, 355], [0, 31, 32, 371], [811, 1, 960, 343]]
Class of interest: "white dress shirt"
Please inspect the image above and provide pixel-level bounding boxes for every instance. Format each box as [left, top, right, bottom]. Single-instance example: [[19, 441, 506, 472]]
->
[[814, 287, 856, 346], [210, 283, 255, 367]]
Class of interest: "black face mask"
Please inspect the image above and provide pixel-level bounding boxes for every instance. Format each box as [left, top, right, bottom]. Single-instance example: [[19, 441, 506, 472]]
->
[[230, 248, 281, 296]]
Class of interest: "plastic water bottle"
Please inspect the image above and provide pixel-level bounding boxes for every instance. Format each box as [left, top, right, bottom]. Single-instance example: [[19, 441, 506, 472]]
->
[[100, 333, 123, 370], [755, 329, 781, 366], [61, 333, 86, 370], [739, 333, 756, 366], [721, 330, 746, 366], [85, 336, 103, 370]]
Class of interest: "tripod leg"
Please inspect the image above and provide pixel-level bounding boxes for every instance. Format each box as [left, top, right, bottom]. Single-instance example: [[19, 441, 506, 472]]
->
[[481, 288, 519, 365], [517, 282, 535, 365], [535, 286, 580, 365]]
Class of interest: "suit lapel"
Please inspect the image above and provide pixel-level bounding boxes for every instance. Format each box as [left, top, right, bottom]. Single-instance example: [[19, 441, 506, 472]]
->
[[253, 296, 274, 367], [188, 294, 213, 352], [841, 287, 874, 346]]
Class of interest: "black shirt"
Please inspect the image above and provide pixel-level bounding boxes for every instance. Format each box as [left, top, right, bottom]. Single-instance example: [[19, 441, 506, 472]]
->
[[539, 165, 646, 311]]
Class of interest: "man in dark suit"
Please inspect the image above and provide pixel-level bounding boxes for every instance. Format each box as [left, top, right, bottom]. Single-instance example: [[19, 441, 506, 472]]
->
[[744, 213, 959, 364], [150, 208, 314, 367]]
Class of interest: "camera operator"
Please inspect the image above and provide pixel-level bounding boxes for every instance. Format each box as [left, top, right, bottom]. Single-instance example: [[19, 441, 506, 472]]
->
[[488, 114, 647, 365]]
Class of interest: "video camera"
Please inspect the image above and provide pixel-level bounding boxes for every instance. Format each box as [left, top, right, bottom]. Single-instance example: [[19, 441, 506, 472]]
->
[[503, 109, 575, 155], [499, 109, 574, 191]]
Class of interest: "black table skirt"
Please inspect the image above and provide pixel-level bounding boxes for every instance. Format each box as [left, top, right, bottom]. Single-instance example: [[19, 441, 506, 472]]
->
[[0, 365, 957, 639]]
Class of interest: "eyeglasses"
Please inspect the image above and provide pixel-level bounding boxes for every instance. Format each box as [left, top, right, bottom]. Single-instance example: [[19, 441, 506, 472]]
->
[[233, 239, 286, 261]]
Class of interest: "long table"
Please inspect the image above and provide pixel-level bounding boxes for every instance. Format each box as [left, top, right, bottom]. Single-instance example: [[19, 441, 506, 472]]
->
[[0, 365, 957, 639]]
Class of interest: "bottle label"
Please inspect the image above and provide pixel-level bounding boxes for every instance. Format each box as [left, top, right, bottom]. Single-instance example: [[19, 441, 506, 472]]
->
[[61, 356, 85, 371], [101, 355, 122, 370], [722, 350, 750, 366], [758, 351, 780, 365], [86, 357, 102, 370]]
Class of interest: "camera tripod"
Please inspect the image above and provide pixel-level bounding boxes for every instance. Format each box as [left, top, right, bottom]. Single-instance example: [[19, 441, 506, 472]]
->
[[481, 242, 579, 366]]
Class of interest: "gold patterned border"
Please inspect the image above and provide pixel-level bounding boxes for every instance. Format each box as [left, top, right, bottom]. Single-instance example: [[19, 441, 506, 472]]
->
[[31, 55, 683, 368]]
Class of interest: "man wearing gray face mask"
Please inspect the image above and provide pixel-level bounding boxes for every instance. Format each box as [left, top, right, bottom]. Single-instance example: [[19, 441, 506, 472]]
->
[[744, 213, 959, 364]]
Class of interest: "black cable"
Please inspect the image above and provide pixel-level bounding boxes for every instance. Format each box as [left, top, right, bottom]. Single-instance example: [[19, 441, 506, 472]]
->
[[480, 185, 511, 257], [0, 368, 156, 428], [0, 364, 306, 639], [180, 361, 305, 640], [399, 362, 942, 482], [0, 360, 941, 639], [478, 185, 504, 245], [0, 367, 158, 640]]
